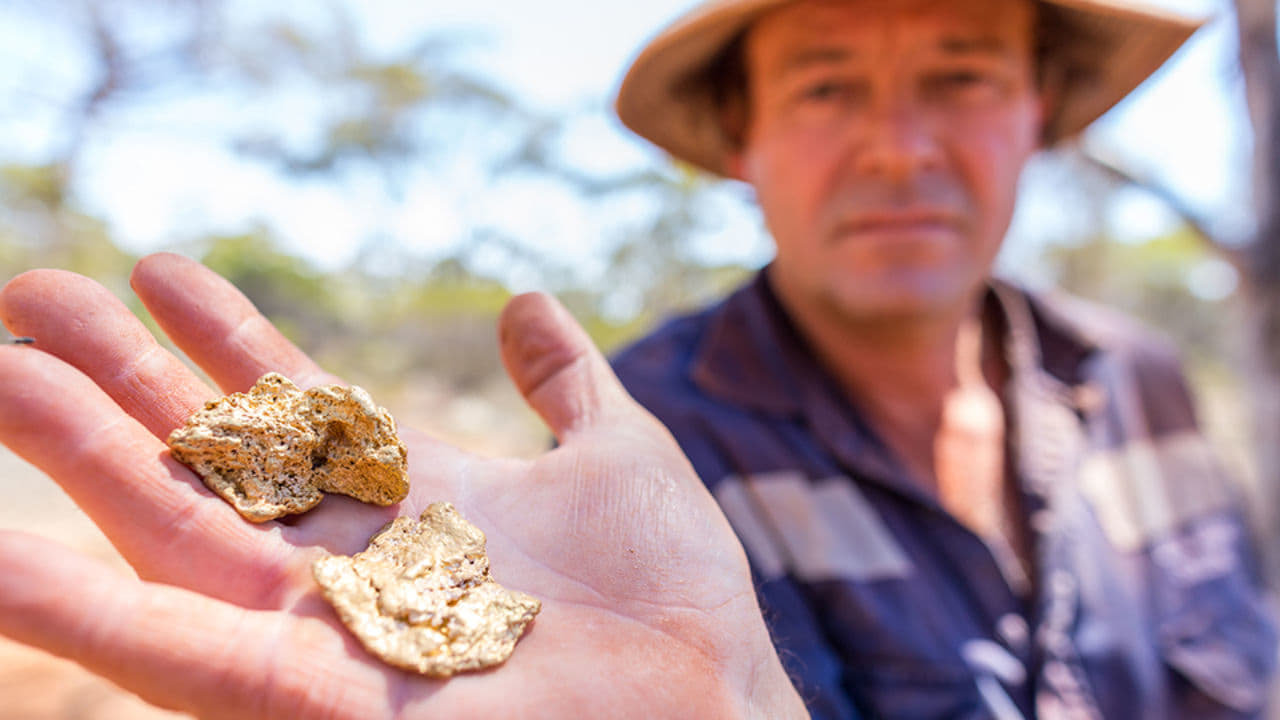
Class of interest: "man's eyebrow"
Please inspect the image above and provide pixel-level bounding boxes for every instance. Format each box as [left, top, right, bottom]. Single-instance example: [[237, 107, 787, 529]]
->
[[936, 35, 1017, 57], [772, 47, 856, 78]]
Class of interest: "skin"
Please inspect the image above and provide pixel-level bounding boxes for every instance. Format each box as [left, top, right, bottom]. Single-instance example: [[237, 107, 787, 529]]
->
[[0, 253, 806, 719], [0, 0, 1050, 713], [728, 0, 1045, 510]]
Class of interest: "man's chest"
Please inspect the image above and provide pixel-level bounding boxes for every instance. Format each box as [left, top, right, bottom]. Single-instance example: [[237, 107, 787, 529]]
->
[[697, 393, 1268, 720]]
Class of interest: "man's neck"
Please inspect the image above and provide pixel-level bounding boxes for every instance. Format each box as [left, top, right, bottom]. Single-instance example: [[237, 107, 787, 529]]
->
[[773, 282, 1003, 490]]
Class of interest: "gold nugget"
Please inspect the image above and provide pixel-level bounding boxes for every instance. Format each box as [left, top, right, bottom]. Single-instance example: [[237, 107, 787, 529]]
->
[[167, 373, 409, 522], [313, 502, 540, 676]]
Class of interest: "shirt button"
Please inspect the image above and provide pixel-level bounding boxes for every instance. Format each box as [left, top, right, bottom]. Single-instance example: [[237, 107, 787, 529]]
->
[[1049, 569, 1076, 596], [997, 613, 1030, 652], [1044, 660, 1074, 686], [1030, 509, 1054, 533], [1073, 382, 1106, 414]]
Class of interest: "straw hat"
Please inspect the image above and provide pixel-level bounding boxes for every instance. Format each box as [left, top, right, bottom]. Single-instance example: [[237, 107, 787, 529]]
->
[[615, 0, 1203, 176]]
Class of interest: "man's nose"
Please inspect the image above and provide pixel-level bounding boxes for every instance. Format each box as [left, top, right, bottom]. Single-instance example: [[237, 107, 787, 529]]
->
[[849, 96, 943, 181]]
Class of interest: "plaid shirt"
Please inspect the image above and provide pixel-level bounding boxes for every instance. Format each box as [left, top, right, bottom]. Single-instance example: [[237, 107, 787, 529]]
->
[[612, 269, 1276, 719]]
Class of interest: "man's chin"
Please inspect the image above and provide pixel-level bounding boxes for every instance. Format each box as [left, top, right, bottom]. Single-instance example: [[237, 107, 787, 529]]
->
[[825, 276, 981, 325]]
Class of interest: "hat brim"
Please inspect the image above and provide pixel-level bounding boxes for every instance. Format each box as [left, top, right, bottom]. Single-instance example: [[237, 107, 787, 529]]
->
[[615, 0, 1204, 177]]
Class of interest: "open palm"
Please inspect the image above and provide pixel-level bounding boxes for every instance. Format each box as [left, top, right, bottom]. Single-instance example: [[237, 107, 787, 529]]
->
[[0, 254, 802, 719]]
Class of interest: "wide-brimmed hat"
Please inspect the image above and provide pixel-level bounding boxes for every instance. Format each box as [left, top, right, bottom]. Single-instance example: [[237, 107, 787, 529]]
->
[[615, 0, 1203, 177]]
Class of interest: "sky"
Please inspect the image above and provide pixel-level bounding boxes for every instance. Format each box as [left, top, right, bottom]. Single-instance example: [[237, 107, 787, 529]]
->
[[0, 0, 1252, 295]]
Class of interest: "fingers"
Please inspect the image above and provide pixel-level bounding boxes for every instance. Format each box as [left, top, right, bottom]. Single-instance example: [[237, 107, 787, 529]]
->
[[0, 346, 300, 609], [498, 292, 641, 442], [0, 531, 396, 720], [0, 268, 215, 439], [129, 252, 342, 393], [128, 253, 474, 543]]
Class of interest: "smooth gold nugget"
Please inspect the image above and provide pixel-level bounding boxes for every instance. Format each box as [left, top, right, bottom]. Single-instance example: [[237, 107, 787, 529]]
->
[[167, 373, 408, 522], [313, 502, 541, 676]]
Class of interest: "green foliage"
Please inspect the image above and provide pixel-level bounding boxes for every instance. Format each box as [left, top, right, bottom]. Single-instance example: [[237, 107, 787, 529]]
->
[[1, 165, 67, 208], [398, 259, 512, 320], [1, 0, 760, 388], [226, 14, 521, 184], [0, 163, 135, 295], [201, 233, 338, 317], [1046, 225, 1239, 368]]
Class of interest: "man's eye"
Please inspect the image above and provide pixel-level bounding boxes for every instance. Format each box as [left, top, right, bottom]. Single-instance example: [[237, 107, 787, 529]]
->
[[925, 71, 1004, 100], [940, 71, 989, 88], [803, 82, 842, 100], [799, 80, 860, 104]]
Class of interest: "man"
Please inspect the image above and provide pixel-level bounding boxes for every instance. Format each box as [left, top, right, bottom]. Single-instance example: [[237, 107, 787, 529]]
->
[[0, 2, 1271, 719], [610, 0, 1276, 717]]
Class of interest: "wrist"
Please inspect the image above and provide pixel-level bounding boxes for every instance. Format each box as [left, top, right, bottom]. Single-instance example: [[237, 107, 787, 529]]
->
[[741, 647, 808, 720], [719, 603, 808, 720]]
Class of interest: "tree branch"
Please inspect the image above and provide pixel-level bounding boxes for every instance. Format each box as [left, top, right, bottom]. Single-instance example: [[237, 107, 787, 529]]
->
[[1076, 144, 1247, 274], [1234, 0, 1280, 286]]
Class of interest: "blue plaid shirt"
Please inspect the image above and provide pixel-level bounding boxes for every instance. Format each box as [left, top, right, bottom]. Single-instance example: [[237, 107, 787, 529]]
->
[[612, 269, 1275, 719]]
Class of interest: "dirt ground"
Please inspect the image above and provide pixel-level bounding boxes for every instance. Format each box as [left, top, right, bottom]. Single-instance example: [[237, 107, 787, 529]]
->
[[0, 446, 190, 719]]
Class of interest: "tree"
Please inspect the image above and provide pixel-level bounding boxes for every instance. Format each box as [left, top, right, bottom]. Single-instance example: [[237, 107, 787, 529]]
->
[[1084, 0, 1280, 587], [1233, 0, 1280, 586]]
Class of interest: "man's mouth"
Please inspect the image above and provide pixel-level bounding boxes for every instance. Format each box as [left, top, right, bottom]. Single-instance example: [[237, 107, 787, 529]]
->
[[833, 209, 963, 240]]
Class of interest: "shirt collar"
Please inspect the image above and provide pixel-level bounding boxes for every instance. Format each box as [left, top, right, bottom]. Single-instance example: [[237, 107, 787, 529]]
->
[[688, 267, 905, 489], [690, 270, 1097, 408], [688, 268, 810, 417], [687, 268, 1101, 488]]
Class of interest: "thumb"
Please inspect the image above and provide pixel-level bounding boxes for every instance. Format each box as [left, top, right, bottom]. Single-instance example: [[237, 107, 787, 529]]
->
[[498, 292, 637, 442]]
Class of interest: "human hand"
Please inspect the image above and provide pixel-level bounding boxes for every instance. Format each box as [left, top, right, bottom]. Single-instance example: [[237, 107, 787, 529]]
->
[[0, 253, 805, 719]]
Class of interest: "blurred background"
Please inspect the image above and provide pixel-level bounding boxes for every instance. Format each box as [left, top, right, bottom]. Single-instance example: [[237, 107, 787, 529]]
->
[[0, 0, 1275, 716]]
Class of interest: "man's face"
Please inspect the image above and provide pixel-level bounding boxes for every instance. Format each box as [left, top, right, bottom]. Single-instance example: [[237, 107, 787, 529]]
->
[[729, 0, 1044, 324]]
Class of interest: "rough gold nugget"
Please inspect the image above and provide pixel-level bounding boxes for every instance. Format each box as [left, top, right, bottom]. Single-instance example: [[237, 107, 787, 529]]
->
[[167, 373, 408, 522], [313, 502, 541, 676]]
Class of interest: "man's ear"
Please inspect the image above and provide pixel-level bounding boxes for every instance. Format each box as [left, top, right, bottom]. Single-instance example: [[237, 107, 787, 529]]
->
[[724, 149, 750, 182], [1033, 67, 1065, 149], [717, 88, 751, 181], [1036, 90, 1057, 148]]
